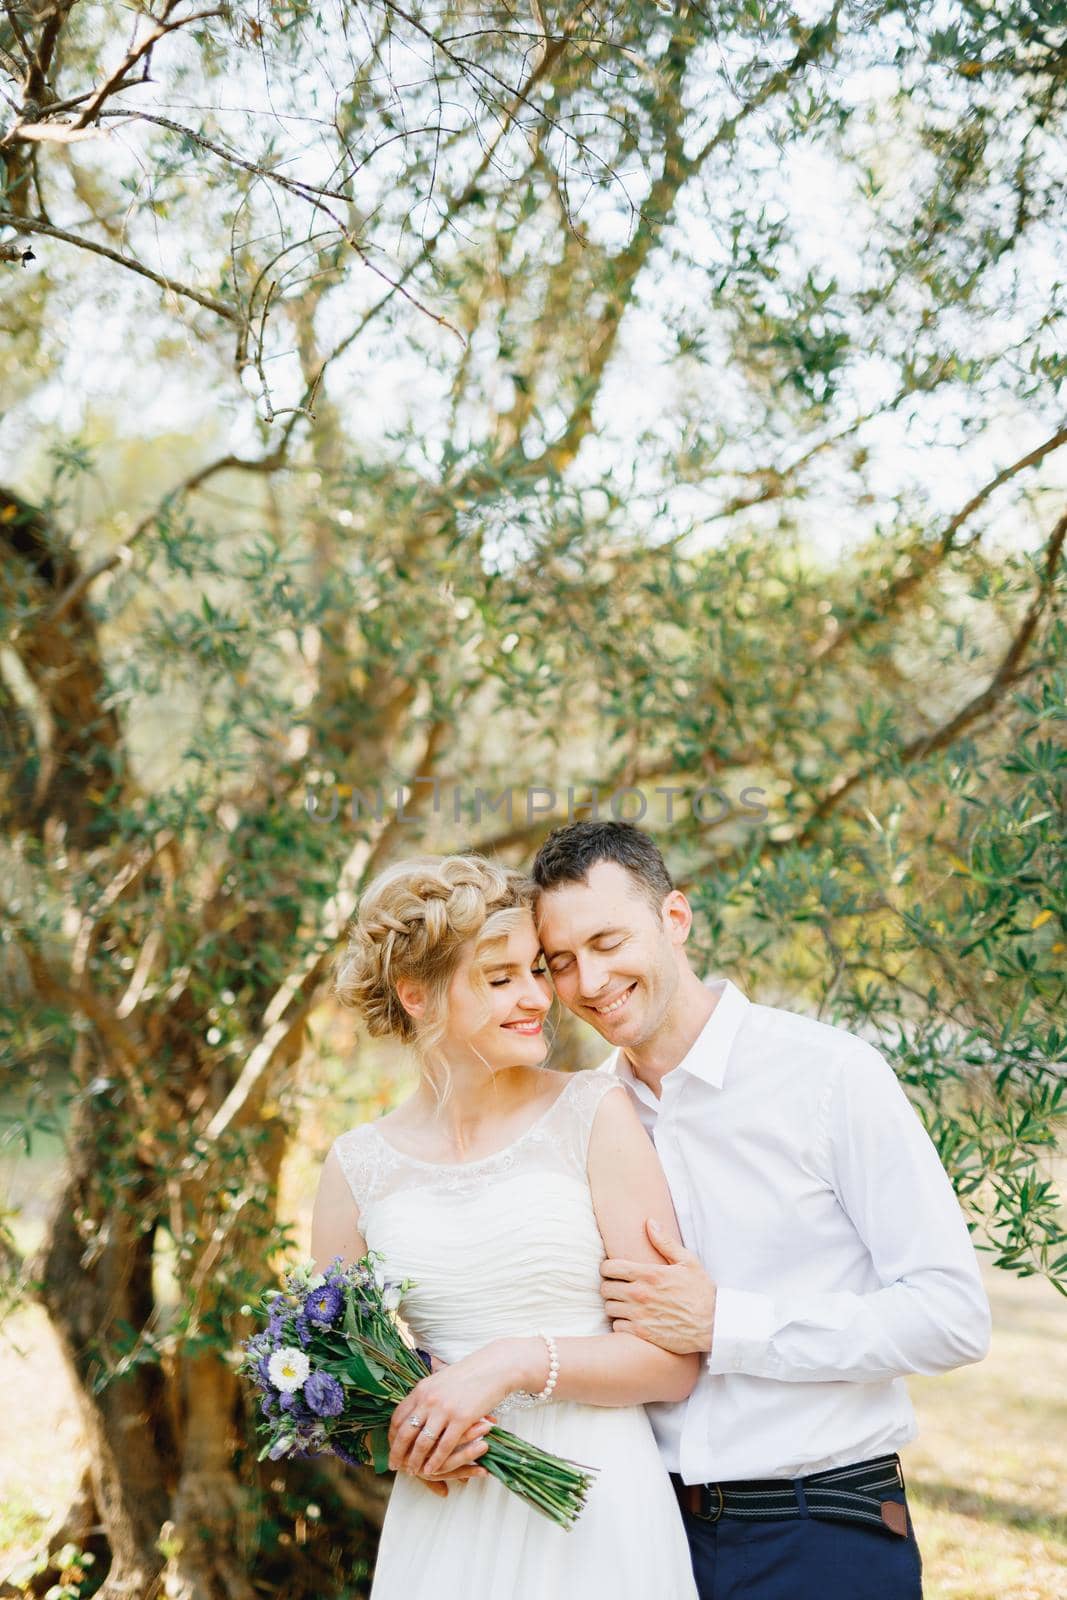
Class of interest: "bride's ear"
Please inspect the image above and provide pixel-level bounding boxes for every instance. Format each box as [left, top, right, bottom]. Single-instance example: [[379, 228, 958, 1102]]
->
[[395, 977, 427, 1019]]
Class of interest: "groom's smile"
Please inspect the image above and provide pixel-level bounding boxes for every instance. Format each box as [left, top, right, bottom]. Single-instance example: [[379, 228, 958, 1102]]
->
[[588, 981, 638, 1018]]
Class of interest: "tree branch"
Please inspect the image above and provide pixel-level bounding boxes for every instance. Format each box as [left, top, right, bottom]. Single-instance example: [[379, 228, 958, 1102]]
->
[[816, 421, 1067, 665], [681, 509, 1066, 888], [94, 107, 465, 350], [72, 7, 223, 130], [199, 832, 376, 1149], [0, 210, 238, 319], [3, 903, 147, 1074], [279, 1, 590, 418], [1, 485, 129, 844], [40, 445, 292, 628], [22, 0, 75, 104], [796, 509, 1067, 842], [463, 2, 846, 492]]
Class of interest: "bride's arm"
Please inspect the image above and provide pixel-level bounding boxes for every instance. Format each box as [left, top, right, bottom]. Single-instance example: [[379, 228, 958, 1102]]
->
[[309, 1143, 370, 1272], [554, 1082, 702, 1405], [500, 1083, 701, 1406], [388, 1088, 700, 1476]]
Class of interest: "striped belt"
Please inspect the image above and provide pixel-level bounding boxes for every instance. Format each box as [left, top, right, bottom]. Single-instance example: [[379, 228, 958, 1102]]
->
[[671, 1452, 910, 1538]]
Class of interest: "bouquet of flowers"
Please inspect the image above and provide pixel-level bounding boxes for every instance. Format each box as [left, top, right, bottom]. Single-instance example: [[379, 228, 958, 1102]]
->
[[237, 1252, 598, 1529]]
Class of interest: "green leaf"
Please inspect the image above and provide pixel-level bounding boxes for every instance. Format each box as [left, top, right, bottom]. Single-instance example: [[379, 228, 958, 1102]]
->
[[367, 1426, 392, 1474]]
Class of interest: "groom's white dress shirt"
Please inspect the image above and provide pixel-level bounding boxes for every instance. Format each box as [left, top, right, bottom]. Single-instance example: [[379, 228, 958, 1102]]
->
[[600, 976, 991, 1484]]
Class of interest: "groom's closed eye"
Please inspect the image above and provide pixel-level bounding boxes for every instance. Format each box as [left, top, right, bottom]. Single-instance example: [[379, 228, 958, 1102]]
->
[[546, 935, 628, 973]]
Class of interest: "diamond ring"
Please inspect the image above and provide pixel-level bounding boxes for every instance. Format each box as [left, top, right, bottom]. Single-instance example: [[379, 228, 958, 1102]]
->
[[408, 1413, 424, 1429]]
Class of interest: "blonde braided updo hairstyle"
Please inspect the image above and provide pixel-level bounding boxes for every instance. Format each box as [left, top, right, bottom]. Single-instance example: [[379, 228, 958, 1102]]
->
[[333, 854, 538, 1094]]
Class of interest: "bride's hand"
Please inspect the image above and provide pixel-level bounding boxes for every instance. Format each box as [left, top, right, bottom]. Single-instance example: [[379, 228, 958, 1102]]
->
[[388, 1338, 534, 1477], [415, 1417, 495, 1497], [405, 1354, 490, 1495]]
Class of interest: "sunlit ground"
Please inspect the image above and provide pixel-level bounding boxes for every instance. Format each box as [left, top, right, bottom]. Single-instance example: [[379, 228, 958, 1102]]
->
[[1, 1258, 1062, 1597], [902, 1265, 1066, 1600]]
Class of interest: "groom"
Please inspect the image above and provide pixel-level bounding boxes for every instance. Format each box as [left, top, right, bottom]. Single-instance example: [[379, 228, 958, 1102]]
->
[[528, 819, 991, 1600]]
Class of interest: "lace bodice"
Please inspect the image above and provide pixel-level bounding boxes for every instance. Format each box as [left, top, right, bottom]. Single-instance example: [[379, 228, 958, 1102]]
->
[[331, 1070, 626, 1362], [333, 1069, 623, 1206]]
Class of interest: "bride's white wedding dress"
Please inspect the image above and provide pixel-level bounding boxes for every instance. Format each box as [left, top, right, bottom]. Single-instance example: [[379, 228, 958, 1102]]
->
[[332, 1069, 699, 1599]]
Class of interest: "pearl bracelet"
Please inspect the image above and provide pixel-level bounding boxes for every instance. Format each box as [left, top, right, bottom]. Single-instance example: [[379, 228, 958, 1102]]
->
[[495, 1333, 559, 1414]]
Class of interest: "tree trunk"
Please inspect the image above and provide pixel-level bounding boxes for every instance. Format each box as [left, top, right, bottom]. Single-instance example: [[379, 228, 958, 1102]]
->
[[30, 1098, 174, 1598], [17, 1088, 383, 1600]]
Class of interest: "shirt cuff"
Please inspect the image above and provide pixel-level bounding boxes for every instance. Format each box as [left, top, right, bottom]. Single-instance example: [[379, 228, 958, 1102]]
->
[[705, 1286, 776, 1376]]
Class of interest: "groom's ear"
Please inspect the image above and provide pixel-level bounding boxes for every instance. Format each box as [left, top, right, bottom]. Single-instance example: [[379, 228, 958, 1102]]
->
[[661, 889, 693, 945]]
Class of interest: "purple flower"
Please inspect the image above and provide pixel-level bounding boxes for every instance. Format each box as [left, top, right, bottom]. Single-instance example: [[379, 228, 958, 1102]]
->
[[293, 1312, 313, 1349], [331, 1439, 365, 1468], [304, 1370, 345, 1417], [260, 1392, 279, 1418], [256, 1353, 275, 1388], [267, 1309, 287, 1339], [304, 1281, 343, 1327], [279, 1390, 311, 1420]]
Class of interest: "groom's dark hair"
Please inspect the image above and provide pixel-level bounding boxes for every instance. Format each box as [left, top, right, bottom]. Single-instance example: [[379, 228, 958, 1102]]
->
[[530, 820, 673, 916]]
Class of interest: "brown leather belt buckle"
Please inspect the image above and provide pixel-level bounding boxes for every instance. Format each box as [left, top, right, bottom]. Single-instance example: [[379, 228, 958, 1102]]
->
[[696, 1483, 725, 1523], [674, 1479, 724, 1521]]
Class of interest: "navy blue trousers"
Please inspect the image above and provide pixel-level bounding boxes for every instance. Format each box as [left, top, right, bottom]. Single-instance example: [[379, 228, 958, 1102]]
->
[[679, 1486, 924, 1600]]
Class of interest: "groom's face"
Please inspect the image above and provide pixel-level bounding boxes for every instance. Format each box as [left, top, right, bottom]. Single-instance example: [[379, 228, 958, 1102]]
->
[[534, 860, 683, 1049]]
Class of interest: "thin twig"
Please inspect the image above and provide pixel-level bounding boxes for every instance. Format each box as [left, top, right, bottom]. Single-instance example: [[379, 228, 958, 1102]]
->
[[72, 8, 224, 130], [0, 209, 238, 318]]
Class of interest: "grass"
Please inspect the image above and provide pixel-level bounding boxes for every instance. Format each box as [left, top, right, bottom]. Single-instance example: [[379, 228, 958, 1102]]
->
[[901, 1264, 1066, 1599], [0, 1301, 85, 1568]]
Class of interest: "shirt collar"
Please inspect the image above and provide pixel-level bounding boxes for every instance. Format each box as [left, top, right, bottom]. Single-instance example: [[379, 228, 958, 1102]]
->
[[602, 975, 751, 1093]]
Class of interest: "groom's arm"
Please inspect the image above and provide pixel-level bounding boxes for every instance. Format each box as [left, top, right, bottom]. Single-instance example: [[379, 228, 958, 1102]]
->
[[604, 1043, 992, 1384], [704, 1042, 991, 1383]]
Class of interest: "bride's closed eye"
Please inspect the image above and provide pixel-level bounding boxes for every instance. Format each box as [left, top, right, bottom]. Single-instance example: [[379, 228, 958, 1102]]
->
[[490, 964, 549, 987]]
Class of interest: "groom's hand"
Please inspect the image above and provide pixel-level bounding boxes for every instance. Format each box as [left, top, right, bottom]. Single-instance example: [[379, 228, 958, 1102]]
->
[[600, 1218, 716, 1355]]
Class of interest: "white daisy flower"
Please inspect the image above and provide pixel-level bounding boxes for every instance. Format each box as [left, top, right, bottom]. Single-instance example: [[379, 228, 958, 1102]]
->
[[268, 1346, 311, 1393]]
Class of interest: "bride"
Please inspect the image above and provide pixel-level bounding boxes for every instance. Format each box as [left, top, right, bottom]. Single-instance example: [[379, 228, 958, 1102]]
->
[[311, 853, 699, 1599]]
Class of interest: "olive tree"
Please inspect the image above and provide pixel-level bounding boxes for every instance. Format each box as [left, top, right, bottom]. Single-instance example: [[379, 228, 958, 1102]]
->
[[1, 3, 1063, 1597]]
